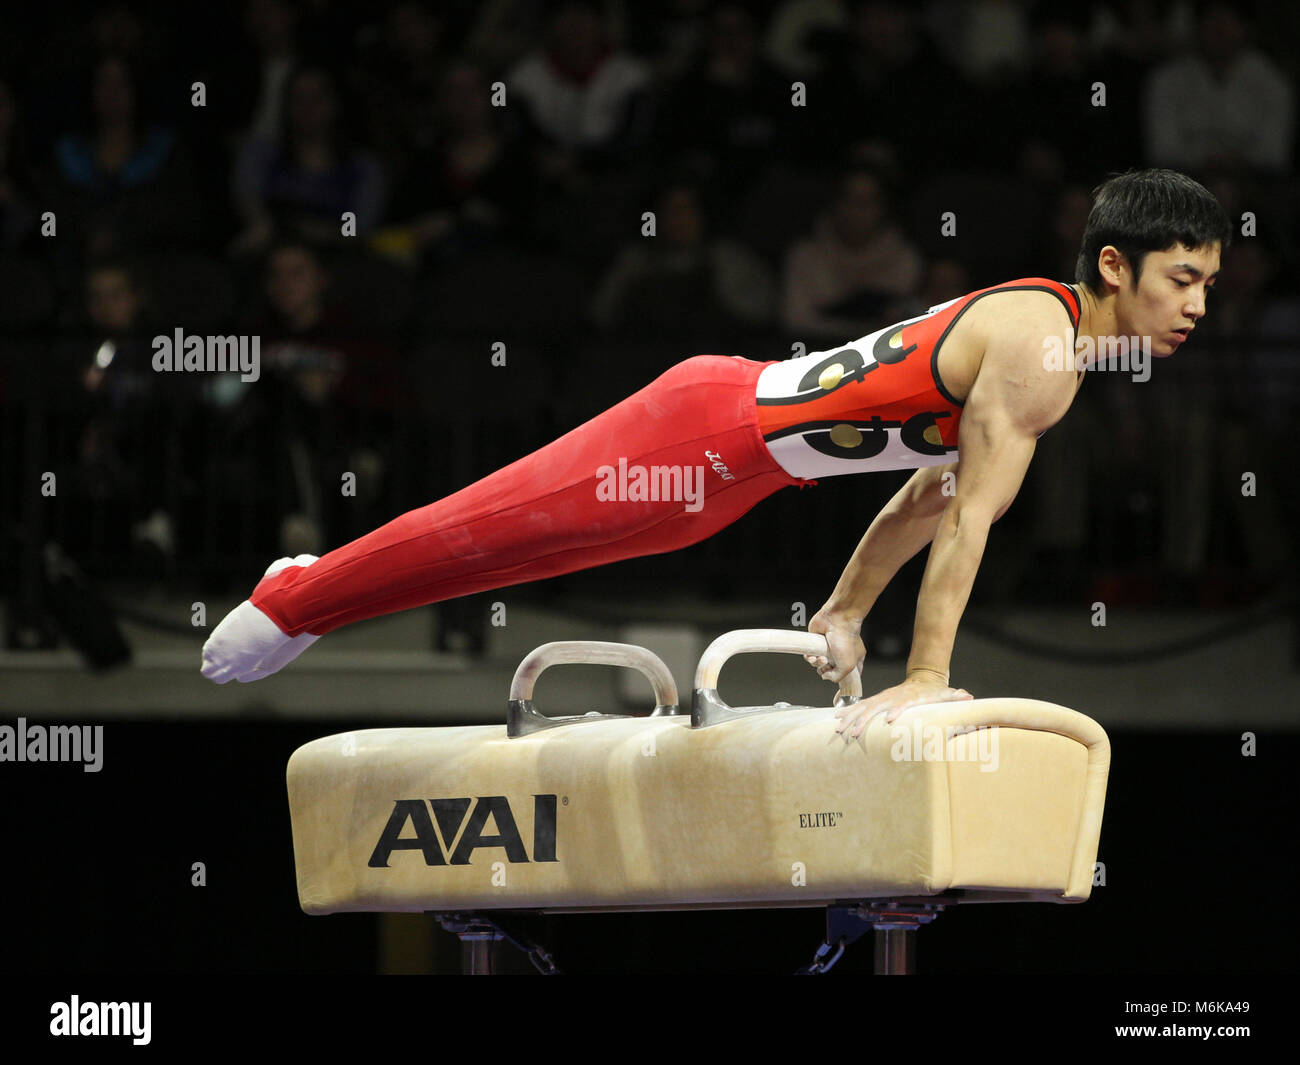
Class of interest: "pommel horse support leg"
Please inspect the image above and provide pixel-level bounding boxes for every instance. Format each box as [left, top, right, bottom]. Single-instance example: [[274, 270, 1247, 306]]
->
[[287, 630, 1110, 974]]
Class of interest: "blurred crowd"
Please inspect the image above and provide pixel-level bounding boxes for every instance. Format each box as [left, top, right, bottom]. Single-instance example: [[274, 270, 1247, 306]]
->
[[1, 0, 1298, 615]]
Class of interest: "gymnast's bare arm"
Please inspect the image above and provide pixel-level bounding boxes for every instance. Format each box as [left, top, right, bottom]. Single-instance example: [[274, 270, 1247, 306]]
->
[[805, 460, 957, 681], [828, 294, 1078, 737]]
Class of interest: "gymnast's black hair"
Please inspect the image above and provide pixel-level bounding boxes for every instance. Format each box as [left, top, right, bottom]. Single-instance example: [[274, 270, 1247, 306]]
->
[[1075, 169, 1232, 293]]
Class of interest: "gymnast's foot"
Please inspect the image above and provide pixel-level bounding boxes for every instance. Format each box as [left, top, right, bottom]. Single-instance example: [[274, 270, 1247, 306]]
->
[[201, 555, 320, 683]]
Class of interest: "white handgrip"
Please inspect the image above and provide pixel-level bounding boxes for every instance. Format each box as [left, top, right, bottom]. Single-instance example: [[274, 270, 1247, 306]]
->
[[510, 641, 678, 706], [693, 628, 862, 701], [507, 641, 681, 736]]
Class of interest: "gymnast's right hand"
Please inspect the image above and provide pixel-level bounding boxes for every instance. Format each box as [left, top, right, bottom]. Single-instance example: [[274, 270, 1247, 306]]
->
[[200, 555, 321, 683], [805, 609, 866, 685]]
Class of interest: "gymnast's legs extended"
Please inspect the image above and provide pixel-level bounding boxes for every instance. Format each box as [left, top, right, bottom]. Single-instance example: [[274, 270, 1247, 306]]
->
[[201, 355, 804, 683]]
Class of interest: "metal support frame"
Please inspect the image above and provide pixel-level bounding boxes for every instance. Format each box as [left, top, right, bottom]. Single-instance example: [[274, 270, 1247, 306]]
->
[[433, 896, 955, 975]]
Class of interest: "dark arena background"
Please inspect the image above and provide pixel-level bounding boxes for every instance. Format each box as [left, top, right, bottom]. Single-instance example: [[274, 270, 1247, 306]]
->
[[1, 0, 1297, 1048]]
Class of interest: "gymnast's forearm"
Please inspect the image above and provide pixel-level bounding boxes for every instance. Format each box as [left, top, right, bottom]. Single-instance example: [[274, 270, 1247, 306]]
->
[[905, 508, 991, 681], [819, 480, 947, 623]]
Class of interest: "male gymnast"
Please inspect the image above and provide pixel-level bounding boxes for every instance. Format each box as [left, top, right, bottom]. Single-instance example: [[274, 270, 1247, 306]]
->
[[201, 168, 1228, 737]]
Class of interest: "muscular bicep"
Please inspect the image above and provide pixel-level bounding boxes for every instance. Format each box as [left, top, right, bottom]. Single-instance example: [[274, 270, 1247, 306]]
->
[[949, 401, 1036, 525], [948, 311, 1073, 525]]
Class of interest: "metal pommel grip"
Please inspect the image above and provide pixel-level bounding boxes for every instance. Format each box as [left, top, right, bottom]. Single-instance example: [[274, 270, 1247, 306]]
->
[[507, 641, 681, 737], [691, 629, 862, 728]]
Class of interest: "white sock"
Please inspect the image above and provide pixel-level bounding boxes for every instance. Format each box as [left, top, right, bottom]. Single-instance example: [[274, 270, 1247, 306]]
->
[[200, 555, 320, 684]]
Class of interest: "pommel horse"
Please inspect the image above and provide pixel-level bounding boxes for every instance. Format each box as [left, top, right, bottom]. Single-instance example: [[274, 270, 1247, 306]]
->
[[287, 630, 1110, 973]]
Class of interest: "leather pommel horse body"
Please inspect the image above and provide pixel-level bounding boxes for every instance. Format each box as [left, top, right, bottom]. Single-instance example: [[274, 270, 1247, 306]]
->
[[287, 630, 1110, 973]]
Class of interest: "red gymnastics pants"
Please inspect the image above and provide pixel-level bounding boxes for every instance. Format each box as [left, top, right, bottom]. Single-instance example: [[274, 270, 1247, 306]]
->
[[250, 355, 808, 638]]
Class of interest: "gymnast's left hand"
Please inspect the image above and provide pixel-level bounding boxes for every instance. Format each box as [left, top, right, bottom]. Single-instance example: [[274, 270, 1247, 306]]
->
[[833, 678, 973, 739]]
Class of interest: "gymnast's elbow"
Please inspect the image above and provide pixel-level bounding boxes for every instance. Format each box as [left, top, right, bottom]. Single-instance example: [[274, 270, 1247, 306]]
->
[[901, 462, 958, 518]]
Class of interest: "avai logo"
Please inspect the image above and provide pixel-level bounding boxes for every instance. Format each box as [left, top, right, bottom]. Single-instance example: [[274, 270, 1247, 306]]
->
[[368, 795, 558, 867]]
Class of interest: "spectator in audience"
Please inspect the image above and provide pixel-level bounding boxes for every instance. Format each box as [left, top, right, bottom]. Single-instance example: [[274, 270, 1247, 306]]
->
[[250, 241, 399, 415], [88, 2, 165, 67], [75, 260, 154, 400], [238, 242, 397, 554], [352, 1, 450, 165], [781, 164, 922, 340], [52, 55, 204, 261], [377, 60, 537, 267], [54, 260, 194, 569], [1143, 0, 1294, 173], [811, 0, 968, 168], [38, 0, 174, 100], [591, 180, 776, 334], [231, 65, 388, 254], [1004, 8, 1138, 182], [254, 242, 347, 404], [506, 0, 654, 182], [654, 4, 793, 198]]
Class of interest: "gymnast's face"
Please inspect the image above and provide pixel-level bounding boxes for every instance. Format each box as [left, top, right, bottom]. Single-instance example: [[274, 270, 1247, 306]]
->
[[1114, 243, 1221, 358]]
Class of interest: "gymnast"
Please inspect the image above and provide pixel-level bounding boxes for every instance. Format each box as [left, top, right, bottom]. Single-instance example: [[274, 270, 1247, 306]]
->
[[202, 168, 1228, 737]]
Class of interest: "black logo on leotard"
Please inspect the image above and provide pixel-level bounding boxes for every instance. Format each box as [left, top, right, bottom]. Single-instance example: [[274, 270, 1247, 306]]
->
[[901, 411, 952, 456], [795, 348, 869, 393], [804, 415, 898, 458], [787, 410, 953, 462], [789, 328, 919, 398], [872, 327, 918, 365]]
